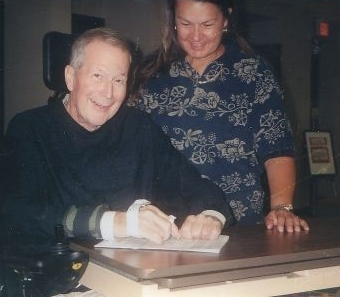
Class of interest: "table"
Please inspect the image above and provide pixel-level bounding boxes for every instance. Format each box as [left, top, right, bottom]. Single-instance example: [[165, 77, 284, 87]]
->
[[71, 217, 340, 297]]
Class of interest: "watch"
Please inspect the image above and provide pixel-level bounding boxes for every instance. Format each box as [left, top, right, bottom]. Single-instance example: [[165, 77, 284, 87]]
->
[[271, 204, 294, 212]]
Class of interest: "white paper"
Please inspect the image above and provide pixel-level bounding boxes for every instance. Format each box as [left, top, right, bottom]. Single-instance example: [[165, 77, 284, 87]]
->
[[95, 235, 229, 254]]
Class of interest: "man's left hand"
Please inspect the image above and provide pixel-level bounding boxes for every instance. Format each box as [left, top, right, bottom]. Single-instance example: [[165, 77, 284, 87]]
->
[[179, 214, 222, 240]]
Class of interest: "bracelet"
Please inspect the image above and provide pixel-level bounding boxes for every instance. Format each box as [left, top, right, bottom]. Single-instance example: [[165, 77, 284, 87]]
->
[[126, 199, 151, 238], [271, 204, 294, 212]]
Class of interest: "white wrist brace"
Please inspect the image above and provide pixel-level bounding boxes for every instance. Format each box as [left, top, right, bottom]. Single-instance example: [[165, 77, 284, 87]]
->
[[201, 210, 226, 226], [126, 199, 151, 237]]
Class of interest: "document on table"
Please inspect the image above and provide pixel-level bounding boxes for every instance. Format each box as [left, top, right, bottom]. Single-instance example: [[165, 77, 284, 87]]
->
[[95, 235, 229, 254]]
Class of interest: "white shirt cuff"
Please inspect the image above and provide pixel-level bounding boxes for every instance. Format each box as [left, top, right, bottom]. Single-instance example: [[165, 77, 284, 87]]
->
[[100, 211, 116, 240], [201, 210, 226, 226]]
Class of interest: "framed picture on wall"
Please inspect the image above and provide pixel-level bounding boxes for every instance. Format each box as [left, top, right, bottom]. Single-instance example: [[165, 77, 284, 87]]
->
[[305, 131, 336, 176]]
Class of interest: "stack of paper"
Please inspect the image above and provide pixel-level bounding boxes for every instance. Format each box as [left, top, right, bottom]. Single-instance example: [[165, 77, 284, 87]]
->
[[95, 235, 229, 254]]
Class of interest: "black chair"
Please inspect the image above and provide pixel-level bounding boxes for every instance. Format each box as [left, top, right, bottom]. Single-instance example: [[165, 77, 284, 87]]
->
[[43, 31, 73, 95]]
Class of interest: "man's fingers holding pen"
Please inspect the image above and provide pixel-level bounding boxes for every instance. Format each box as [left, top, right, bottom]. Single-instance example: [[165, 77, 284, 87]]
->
[[139, 207, 178, 243]]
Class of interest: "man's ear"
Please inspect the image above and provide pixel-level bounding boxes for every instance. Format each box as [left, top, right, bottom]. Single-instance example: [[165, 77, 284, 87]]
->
[[65, 65, 75, 92]]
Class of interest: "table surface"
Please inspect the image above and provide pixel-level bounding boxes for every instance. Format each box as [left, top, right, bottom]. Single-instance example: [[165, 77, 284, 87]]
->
[[72, 217, 340, 288]]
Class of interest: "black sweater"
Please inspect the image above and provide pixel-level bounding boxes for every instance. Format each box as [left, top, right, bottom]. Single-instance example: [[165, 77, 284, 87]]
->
[[2, 98, 233, 252]]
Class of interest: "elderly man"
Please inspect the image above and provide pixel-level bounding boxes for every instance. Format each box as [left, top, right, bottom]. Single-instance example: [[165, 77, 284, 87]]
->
[[2, 28, 234, 256]]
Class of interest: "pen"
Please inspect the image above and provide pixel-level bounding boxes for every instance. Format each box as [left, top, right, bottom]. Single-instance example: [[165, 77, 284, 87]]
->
[[168, 215, 180, 239], [168, 215, 176, 223]]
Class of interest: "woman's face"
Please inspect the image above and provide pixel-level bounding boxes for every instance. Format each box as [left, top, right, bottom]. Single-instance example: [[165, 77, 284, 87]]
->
[[174, 0, 227, 66]]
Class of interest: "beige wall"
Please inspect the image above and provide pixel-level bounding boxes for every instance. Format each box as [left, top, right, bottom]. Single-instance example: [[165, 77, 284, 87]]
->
[[72, 0, 165, 56], [4, 0, 71, 126]]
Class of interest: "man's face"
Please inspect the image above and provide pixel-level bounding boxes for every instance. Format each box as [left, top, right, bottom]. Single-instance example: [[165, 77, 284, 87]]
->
[[65, 40, 131, 131]]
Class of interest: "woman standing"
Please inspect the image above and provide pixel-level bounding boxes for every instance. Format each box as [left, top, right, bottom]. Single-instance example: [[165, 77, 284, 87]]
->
[[130, 0, 309, 232]]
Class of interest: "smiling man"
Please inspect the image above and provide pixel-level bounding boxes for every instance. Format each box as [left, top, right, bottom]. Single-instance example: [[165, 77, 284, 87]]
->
[[2, 28, 234, 256], [64, 35, 130, 131]]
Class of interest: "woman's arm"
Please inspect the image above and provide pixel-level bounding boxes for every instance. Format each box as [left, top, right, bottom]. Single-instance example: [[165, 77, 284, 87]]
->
[[264, 156, 309, 232]]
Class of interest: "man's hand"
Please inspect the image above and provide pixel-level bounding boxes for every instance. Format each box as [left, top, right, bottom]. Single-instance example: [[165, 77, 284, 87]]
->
[[114, 205, 179, 244], [265, 210, 310, 232], [179, 214, 222, 240]]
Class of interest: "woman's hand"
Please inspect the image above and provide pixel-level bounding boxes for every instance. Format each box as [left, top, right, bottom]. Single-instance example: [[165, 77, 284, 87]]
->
[[265, 210, 309, 232]]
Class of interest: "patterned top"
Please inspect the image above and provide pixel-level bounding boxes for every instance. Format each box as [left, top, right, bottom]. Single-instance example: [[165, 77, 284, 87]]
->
[[133, 42, 295, 224]]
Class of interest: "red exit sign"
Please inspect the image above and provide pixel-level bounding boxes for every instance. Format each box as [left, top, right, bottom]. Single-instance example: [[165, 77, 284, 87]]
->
[[317, 20, 329, 37]]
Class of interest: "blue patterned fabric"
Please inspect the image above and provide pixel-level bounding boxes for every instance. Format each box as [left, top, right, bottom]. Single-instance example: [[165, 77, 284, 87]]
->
[[134, 42, 295, 224]]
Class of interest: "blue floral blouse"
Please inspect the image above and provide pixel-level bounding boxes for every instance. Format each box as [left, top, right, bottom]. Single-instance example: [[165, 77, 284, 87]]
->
[[134, 42, 295, 224]]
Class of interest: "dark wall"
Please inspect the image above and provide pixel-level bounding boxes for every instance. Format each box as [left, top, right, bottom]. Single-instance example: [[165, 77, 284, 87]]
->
[[317, 20, 340, 197], [0, 1, 3, 137]]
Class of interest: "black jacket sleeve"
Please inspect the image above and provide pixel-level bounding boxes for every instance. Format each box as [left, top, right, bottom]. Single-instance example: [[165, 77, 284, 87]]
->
[[2, 113, 63, 253]]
